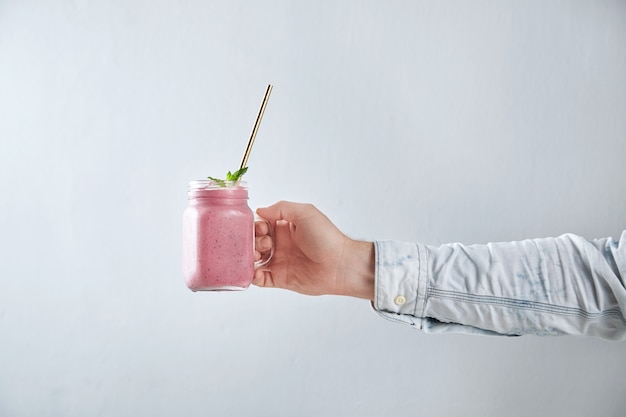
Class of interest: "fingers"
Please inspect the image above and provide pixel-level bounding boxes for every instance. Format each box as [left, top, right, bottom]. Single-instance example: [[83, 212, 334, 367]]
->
[[254, 218, 273, 256], [254, 220, 270, 236], [252, 268, 274, 288], [254, 235, 272, 254]]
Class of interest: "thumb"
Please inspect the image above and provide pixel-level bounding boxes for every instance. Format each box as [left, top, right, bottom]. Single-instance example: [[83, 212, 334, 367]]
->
[[256, 201, 316, 224]]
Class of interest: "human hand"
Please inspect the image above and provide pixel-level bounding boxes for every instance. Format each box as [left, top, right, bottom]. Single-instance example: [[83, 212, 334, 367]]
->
[[253, 201, 375, 300]]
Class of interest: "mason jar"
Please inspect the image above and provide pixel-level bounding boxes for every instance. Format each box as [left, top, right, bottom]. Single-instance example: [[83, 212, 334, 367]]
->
[[183, 180, 271, 291]]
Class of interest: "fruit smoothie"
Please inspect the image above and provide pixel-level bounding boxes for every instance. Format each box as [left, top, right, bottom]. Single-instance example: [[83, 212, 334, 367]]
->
[[183, 181, 255, 291]]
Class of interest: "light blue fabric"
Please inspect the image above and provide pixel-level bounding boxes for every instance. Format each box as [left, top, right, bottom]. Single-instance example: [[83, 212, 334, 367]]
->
[[373, 231, 626, 340]]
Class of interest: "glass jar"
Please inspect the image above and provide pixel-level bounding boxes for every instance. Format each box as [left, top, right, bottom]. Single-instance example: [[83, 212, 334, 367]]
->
[[183, 180, 270, 291]]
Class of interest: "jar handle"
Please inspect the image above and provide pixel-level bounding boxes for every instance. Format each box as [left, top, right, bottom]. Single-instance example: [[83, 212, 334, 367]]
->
[[254, 216, 274, 269]]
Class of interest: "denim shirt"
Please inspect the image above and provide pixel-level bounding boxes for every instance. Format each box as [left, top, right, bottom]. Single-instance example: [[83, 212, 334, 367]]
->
[[373, 231, 626, 340]]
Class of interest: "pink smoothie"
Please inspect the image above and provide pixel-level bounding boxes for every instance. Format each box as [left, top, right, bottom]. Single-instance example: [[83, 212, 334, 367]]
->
[[183, 183, 254, 291]]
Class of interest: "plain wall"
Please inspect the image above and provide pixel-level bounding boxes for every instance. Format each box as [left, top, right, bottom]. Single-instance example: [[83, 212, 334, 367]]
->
[[1, 1, 625, 416]]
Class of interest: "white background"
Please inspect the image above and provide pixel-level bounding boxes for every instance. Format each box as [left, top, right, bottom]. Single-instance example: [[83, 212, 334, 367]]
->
[[1, 1, 625, 416]]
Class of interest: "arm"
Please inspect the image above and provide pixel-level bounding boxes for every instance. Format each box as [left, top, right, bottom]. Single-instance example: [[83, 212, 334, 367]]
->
[[254, 201, 626, 340]]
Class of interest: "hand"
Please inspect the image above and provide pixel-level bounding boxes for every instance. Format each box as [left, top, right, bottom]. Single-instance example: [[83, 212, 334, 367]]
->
[[253, 201, 375, 300]]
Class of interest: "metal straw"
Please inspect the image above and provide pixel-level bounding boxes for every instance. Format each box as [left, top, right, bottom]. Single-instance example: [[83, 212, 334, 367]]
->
[[240, 84, 273, 170]]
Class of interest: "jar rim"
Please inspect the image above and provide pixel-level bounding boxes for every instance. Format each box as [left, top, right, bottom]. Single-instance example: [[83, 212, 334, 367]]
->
[[188, 180, 248, 190]]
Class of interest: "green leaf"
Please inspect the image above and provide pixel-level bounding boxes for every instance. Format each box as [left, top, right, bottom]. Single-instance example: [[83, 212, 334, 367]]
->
[[207, 176, 227, 187], [227, 167, 248, 181], [208, 167, 248, 187]]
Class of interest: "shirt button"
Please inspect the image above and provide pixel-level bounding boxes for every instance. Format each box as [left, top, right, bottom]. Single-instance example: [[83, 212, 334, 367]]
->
[[394, 295, 407, 305]]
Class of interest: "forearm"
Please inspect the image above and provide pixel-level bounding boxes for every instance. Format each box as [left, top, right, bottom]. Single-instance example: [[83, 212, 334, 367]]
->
[[338, 239, 375, 300]]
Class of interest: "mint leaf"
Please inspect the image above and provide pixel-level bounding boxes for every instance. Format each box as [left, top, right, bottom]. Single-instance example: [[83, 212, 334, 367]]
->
[[208, 167, 248, 187], [226, 167, 248, 181], [207, 176, 227, 187]]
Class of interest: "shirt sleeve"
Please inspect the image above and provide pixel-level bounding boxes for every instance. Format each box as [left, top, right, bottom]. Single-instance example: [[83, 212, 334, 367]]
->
[[372, 231, 626, 340]]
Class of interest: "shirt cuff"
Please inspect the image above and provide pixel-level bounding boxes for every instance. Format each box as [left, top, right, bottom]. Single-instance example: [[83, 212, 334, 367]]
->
[[372, 240, 429, 328]]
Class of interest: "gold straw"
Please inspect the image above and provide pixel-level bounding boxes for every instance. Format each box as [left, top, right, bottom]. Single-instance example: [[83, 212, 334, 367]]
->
[[240, 84, 273, 170]]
